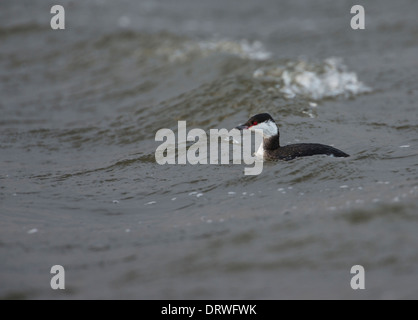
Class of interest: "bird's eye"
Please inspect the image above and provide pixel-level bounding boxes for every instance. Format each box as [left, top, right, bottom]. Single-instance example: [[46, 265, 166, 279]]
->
[[252, 121, 258, 126]]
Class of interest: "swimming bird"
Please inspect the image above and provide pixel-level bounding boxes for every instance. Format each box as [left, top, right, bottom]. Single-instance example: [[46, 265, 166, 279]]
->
[[236, 113, 349, 160]]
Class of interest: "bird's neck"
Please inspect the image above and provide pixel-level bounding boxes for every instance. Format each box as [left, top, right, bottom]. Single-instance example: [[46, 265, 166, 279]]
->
[[263, 133, 281, 150], [255, 133, 280, 158]]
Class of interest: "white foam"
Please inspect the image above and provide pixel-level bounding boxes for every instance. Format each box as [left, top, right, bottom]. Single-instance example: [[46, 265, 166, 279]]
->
[[302, 110, 316, 118], [27, 228, 38, 234], [145, 201, 156, 205], [253, 57, 372, 100], [165, 39, 271, 63]]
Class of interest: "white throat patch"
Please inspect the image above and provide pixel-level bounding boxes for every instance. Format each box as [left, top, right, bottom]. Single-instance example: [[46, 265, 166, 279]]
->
[[255, 140, 264, 158]]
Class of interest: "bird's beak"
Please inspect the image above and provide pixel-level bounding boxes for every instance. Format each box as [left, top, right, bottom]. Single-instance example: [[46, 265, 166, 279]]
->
[[235, 124, 248, 130]]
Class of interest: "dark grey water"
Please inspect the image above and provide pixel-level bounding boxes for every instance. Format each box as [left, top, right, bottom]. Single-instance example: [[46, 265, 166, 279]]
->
[[1, 0, 417, 299]]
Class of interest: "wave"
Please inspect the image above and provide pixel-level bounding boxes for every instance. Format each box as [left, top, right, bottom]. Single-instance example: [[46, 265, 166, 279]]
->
[[158, 38, 272, 62], [253, 57, 372, 100]]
